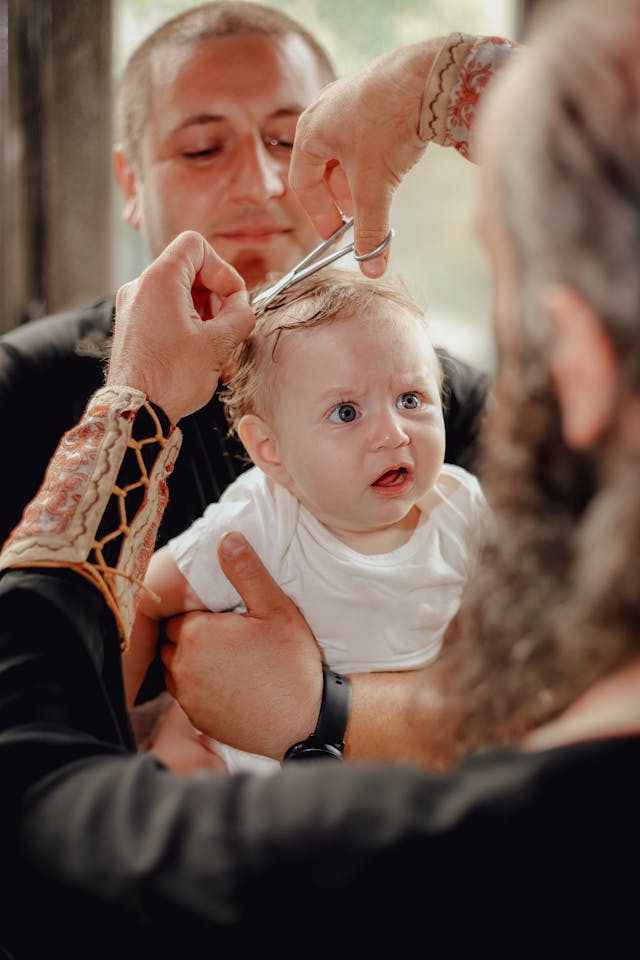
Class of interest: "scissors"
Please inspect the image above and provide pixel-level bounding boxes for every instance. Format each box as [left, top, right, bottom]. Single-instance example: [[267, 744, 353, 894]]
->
[[250, 215, 395, 313]]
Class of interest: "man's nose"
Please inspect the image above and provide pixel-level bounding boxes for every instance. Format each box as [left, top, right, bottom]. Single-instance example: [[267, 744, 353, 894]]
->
[[229, 135, 287, 202]]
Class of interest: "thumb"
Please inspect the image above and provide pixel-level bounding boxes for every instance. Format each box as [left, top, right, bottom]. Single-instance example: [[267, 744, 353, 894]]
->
[[350, 178, 395, 279], [217, 531, 292, 619]]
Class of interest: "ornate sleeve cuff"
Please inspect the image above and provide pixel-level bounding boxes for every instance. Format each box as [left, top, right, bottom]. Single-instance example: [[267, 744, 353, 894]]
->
[[420, 33, 520, 161], [0, 386, 182, 648]]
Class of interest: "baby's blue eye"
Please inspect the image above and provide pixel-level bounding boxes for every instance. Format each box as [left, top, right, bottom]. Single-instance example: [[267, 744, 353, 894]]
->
[[397, 392, 422, 410], [329, 403, 359, 423]]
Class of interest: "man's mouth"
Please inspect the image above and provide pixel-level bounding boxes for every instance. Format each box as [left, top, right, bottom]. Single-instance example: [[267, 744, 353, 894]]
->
[[217, 226, 291, 243]]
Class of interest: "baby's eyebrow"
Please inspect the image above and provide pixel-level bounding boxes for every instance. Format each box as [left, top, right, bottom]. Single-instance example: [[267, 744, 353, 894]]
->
[[316, 383, 361, 402]]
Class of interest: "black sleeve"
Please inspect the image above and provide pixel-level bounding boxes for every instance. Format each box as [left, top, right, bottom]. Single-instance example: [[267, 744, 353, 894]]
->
[[0, 305, 110, 548], [0, 572, 636, 956], [436, 346, 492, 474]]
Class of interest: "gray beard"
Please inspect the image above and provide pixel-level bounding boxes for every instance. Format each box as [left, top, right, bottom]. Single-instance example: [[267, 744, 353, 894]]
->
[[411, 346, 626, 766]]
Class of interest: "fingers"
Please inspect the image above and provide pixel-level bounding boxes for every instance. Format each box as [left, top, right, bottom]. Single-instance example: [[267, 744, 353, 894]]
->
[[155, 231, 254, 363], [350, 181, 395, 279], [290, 138, 393, 278], [196, 234, 246, 298], [289, 134, 347, 239], [110, 231, 254, 422], [172, 233, 254, 344], [198, 288, 254, 369], [324, 156, 394, 275], [156, 230, 241, 295], [150, 699, 229, 774], [324, 163, 353, 220], [290, 91, 395, 278], [289, 45, 436, 280], [217, 531, 293, 619], [150, 231, 249, 321]]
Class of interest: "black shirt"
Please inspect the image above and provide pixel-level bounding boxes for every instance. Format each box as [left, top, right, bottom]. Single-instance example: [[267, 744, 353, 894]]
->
[[0, 566, 635, 957]]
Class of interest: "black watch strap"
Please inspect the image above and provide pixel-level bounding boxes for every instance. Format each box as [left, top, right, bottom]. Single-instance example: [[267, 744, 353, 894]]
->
[[283, 666, 352, 762]]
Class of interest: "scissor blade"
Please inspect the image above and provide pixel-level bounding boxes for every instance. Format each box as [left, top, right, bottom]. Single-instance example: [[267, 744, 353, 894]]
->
[[251, 270, 296, 310], [250, 216, 356, 312], [291, 216, 354, 273]]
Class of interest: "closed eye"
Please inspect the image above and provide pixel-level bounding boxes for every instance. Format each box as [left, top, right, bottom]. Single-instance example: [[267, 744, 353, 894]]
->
[[182, 145, 224, 160], [265, 136, 294, 152]]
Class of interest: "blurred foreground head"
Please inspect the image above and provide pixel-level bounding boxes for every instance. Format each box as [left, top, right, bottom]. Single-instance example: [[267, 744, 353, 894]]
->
[[426, 0, 640, 764]]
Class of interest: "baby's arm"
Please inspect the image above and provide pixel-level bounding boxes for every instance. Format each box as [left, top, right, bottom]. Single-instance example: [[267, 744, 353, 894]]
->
[[124, 545, 204, 711]]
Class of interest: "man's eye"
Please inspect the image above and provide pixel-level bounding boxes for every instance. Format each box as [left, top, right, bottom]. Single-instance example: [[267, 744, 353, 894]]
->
[[397, 392, 422, 410], [182, 144, 223, 160], [329, 403, 359, 423], [265, 136, 294, 152]]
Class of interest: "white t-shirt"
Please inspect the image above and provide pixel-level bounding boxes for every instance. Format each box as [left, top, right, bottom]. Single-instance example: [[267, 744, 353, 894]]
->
[[169, 463, 489, 773]]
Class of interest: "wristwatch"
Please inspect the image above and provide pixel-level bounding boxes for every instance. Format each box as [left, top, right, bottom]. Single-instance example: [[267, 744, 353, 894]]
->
[[283, 666, 352, 762]]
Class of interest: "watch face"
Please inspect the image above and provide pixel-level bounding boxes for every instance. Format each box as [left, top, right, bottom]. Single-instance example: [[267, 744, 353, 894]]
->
[[284, 742, 343, 762]]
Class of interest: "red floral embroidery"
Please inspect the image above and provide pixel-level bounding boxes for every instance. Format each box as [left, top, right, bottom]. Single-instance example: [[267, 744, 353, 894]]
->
[[445, 37, 518, 160], [5, 417, 107, 545], [446, 65, 493, 157], [131, 468, 171, 588]]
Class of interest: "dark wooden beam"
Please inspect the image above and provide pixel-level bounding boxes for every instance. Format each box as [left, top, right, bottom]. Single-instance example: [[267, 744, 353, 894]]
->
[[0, 0, 112, 334]]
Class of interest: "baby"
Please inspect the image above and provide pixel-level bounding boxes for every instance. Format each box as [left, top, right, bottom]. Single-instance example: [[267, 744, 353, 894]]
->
[[126, 268, 490, 772]]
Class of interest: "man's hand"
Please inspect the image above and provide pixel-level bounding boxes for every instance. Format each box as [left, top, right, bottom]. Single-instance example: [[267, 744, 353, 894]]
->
[[161, 532, 323, 760], [161, 531, 465, 768], [107, 230, 254, 423], [148, 697, 229, 775], [289, 41, 442, 277]]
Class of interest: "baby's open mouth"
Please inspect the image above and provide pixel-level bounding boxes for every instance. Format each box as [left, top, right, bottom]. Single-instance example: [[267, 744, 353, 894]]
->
[[372, 467, 409, 488]]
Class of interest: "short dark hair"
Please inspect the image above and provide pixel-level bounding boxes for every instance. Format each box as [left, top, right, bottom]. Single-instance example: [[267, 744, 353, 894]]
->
[[115, 1, 336, 165]]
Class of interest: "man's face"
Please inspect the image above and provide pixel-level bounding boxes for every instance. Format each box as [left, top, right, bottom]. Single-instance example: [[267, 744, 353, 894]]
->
[[120, 33, 326, 288]]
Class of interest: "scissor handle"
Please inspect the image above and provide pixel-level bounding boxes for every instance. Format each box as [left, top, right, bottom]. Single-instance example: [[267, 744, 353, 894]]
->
[[353, 228, 395, 261], [250, 216, 394, 312]]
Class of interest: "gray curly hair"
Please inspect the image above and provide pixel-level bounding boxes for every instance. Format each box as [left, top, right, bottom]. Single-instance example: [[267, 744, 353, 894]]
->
[[417, 0, 640, 767]]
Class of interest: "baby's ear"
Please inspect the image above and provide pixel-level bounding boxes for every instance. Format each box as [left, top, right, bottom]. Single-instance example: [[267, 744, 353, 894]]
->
[[237, 414, 293, 486]]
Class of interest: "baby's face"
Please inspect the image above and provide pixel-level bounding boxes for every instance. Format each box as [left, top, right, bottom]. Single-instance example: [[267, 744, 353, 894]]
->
[[267, 303, 446, 543]]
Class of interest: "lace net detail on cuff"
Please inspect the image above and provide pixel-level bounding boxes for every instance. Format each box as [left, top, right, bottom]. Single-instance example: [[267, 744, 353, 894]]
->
[[0, 385, 182, 649]]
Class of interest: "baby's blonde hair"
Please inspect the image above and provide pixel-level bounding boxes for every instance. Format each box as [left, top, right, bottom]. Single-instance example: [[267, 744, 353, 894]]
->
[[221, 267, 438, 437]]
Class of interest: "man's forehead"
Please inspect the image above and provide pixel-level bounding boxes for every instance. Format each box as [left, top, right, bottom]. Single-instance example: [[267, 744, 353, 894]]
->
[[149, 32, 326, 112]]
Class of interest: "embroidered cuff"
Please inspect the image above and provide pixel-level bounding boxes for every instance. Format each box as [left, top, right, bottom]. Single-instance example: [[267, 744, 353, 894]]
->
[[420, 33, 519, 161], [0, 385, 182, 648]]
